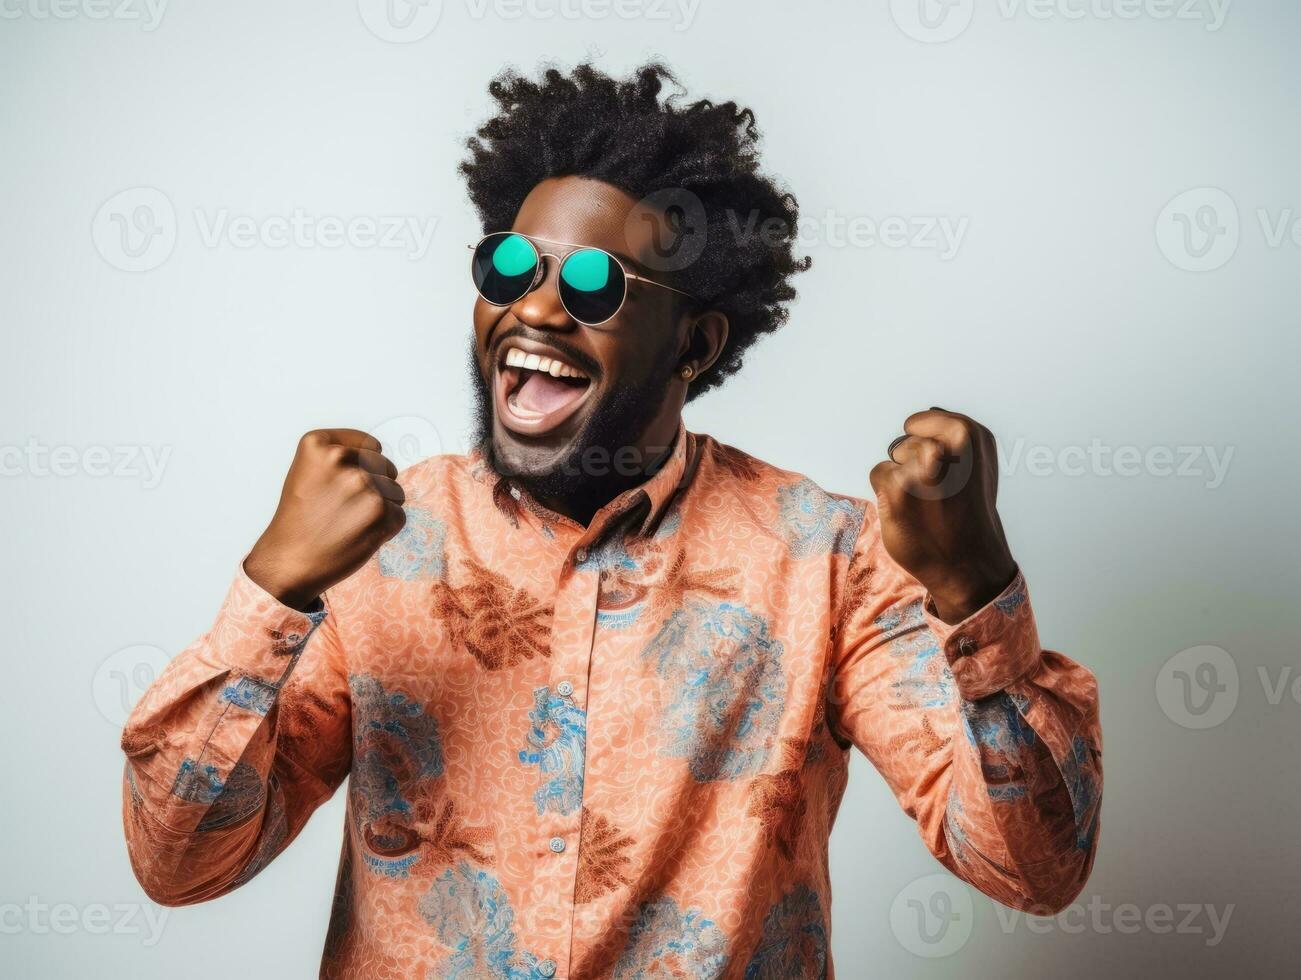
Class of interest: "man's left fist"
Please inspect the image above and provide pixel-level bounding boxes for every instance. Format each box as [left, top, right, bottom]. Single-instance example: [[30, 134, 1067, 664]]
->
[[869, 408, 1017, 624]]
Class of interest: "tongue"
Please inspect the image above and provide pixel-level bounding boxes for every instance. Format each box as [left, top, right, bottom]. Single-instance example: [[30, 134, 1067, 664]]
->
[[515, 370, 584, 416]]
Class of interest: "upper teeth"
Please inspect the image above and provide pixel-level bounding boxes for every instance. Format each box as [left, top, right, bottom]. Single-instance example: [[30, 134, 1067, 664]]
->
[[504, 346, 587, 379]]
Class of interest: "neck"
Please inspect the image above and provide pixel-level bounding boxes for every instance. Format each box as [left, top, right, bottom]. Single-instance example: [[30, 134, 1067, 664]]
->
[[509, 422, 680, 528]]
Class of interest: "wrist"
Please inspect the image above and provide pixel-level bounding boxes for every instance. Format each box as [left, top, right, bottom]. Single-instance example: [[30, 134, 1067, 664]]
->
[[244, 548, 320, 612], [928, 560, 1017, 624]]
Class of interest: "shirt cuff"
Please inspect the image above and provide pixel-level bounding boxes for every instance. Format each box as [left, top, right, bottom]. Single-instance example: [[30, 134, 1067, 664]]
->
[[210, 563, 329, 687], [922, 569, 1041, 701]]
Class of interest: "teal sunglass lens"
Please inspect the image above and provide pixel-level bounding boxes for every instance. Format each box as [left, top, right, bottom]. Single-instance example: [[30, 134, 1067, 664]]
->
[[472, 233, 538, 305], [560, 248, 612, 292], [559, 248, 625, 324], [491, 234, 536, 277]]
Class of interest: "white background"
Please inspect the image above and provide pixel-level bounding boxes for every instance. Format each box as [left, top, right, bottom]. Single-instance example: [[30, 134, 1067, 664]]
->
[[2, 0, 1297, 976]]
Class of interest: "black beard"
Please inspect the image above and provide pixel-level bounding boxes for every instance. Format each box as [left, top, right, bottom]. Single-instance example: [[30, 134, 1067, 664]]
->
[[468, 336, 678, 518]]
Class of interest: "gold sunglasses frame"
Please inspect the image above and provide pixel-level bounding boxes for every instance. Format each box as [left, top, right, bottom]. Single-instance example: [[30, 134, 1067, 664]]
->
[[467, 232, 699, 326]]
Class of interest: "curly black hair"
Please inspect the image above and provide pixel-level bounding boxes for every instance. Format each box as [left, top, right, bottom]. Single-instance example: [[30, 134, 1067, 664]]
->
[[460, 62, 810, 400]]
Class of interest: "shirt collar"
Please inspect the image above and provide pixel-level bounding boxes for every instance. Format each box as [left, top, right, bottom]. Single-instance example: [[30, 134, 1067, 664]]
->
[[472, 420, 695, 540]]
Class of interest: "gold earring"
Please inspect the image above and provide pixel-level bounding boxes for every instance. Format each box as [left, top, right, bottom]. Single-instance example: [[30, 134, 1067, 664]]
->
[[680, 365, 695, 381]]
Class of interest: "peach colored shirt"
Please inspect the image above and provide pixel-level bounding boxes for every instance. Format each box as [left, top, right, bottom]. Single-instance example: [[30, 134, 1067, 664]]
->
[[121, 425, 1101, 979]]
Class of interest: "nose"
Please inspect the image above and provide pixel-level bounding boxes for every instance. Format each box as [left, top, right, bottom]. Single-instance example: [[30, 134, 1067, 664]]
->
[[510, 255, 574, 333]]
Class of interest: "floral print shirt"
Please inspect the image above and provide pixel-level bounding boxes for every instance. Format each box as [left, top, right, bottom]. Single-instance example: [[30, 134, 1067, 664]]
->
[[121, 424, 1102, 979]]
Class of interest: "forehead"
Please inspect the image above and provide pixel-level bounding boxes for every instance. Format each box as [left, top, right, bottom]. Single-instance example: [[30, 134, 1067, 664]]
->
[[511, 175, 657, 267]]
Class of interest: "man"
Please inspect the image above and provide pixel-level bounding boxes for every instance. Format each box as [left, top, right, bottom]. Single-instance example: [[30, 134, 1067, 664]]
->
[[121, 63, 1101, 978]]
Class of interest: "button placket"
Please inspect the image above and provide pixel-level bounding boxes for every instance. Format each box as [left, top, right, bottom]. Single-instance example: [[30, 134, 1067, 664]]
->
[[531, 538, 601, 978]]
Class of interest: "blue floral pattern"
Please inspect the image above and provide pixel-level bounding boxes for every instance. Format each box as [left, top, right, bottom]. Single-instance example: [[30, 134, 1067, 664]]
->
[[518, 685, 586, 816], [418, 863, 547, 978], [775, 480, 863, 559], [1059, 735, 1102, 850], [613, 896, 728, 979], [377, 506, 447, 581], [744, 886, 827, 979], [961, 693, 1038, 802], [348, 675, 445, 852], [879, 602, 954, 711], [642, 601, 785, 782]]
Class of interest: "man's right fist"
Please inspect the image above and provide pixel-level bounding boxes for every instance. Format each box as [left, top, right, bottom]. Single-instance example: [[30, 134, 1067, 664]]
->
[[244, 429, 406, 610]]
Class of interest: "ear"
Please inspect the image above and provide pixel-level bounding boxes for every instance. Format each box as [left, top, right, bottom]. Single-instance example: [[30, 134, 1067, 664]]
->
[[677, 310, 729, 377]]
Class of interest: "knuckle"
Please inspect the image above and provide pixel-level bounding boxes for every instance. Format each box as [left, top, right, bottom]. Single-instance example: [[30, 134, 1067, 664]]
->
[[300, 429, 329, 451], [360, 492, 387, 524]]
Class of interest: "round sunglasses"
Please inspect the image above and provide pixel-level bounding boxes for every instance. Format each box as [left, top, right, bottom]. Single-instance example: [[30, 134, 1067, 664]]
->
[[468, 232, 698, 326]]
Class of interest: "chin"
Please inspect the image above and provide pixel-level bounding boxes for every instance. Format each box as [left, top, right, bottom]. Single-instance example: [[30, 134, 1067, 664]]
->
[[489, 422, 580, 481]]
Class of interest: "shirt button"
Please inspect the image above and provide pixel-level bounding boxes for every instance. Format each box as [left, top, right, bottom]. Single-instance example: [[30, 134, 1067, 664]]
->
[[957, 636, 977, 655], [548, 836, 566, 853], [574, 548, 588, 564], [556, 680, 574, 697], [539, 960, 557, 978]]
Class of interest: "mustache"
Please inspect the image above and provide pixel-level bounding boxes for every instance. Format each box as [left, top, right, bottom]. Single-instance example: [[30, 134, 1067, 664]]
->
[[487, 324, 603, 381]]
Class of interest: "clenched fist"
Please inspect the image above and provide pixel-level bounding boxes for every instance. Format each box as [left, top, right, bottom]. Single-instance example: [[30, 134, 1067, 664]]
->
[[245, 429, 406, 610], [869, 408, 1016, 624]]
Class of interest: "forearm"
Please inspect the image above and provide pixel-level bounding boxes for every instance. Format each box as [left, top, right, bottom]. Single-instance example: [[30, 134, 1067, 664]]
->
[[120, 569, 335, 904], [936, 663, 1102, 913], [923, 576, 1102, 913]]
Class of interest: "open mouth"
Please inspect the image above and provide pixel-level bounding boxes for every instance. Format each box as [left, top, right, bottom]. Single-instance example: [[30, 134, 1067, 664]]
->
[[493, 342, 594, 437]]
